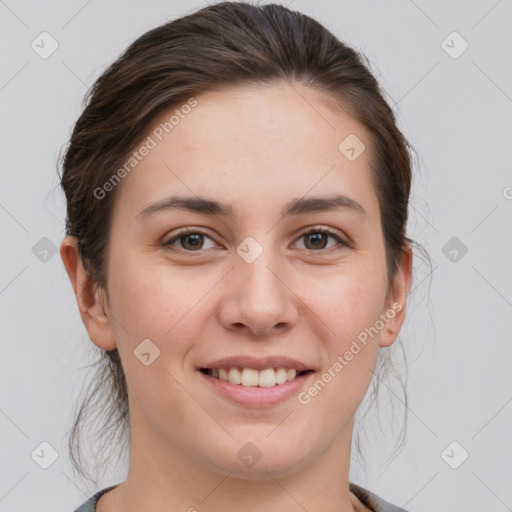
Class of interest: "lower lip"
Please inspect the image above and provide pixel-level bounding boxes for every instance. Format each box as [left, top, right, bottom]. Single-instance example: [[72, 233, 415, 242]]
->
[[198, 370, 315, 407]]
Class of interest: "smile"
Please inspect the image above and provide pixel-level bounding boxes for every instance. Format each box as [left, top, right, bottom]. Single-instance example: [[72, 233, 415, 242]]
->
[[200, 367, 313, 387], [198, 367, 315, 407]]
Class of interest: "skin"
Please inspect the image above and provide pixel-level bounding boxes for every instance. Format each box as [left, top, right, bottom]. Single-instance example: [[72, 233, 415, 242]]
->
[[61, 82, 412, 512]]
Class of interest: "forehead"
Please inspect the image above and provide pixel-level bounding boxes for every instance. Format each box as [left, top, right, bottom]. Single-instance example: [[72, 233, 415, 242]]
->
[[112, 82, 379, 224]]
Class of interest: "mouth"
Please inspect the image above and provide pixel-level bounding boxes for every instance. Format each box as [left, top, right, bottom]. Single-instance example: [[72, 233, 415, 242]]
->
[[199, 367, 314, 388], [197, 355, 316, 406]]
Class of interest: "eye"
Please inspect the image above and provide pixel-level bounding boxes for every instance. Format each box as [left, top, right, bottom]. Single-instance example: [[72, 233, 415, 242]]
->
[[162, 228, 217, 252], [162, 227, 350, 254], [294, 228, 348, 252]]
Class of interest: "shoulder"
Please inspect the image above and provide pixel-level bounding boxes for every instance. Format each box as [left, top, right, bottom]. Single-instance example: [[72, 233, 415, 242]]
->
[[75, 482, 406, 512], [73, 485, 119, 512], [350, 482, 409, 512]]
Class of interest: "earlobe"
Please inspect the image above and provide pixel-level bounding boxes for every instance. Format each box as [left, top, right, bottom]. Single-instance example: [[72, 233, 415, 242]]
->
[[59, 236, 117, 350], [379, 243, 413, 348]]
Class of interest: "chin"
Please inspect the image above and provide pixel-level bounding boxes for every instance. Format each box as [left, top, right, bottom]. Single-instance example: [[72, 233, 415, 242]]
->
[[202, 434, 313, 480]]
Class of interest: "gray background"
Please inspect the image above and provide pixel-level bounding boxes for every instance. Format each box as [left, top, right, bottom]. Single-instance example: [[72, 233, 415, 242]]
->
[[1, 1, 511, 511]]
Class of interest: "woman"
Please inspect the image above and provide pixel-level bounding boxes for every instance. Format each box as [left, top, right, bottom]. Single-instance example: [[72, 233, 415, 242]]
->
[[60, 2, 419, 511]]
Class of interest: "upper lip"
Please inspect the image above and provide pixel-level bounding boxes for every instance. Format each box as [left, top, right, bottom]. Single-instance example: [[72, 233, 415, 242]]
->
[[200, 355, 314, 372]]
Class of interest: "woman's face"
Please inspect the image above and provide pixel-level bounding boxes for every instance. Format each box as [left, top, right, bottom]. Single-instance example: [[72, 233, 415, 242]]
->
[[73, 83, 410, 478]]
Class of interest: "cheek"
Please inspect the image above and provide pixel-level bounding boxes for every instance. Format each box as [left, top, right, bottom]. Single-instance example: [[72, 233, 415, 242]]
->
[[110, 276, 168, 339], [106, 262, 205, 422], [303, 268, 386, 395], [107, 253, 219, 354], [297, 274, 384, 419], [313, 268, 387, 346]]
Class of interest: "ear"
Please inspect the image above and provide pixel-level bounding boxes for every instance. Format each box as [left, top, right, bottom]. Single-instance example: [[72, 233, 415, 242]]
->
[[60, 236, 117, 350], [379, 242, 413, 348]]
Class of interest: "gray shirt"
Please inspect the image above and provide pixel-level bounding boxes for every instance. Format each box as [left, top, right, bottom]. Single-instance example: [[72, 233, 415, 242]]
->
[[73, 483, 409, 512]]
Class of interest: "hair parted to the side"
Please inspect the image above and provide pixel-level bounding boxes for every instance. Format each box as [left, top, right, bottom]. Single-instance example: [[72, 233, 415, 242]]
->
[[58, 0, 431, 484]]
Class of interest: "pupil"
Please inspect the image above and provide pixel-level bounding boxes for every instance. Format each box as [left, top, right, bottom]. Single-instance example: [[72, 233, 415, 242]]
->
[[306, 233, 326, 249], [183, 233, 202, 250]]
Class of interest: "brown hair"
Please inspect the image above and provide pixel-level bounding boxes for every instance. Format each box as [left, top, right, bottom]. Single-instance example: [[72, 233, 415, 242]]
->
[[59, 1, 429, 483]]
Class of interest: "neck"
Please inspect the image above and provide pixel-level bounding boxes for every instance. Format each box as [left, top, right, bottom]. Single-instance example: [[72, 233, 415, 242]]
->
[[100, 411, 361, 512]]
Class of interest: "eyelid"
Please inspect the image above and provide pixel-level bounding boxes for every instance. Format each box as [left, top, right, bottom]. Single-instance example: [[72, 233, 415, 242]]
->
[[162, 225, 352, 253], [293, 226, 351, 251], [162, 227, 218, 252]]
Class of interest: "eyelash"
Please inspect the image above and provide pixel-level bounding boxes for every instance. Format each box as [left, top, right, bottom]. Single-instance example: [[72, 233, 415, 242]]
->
[[162, 227, 350, 254]]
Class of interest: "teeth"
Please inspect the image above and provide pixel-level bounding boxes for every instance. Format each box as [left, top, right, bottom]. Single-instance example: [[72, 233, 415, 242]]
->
[[258, 368, 276, 387], [275, 368, 287, 385], [212, 367, 302, 387], [241, 368, 259, 386], [228, 368, 242, 385], [286, 369, 297, 381]]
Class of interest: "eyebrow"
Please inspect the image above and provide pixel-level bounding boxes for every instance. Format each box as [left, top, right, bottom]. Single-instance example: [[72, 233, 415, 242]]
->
[[135, 194, 368, 222]]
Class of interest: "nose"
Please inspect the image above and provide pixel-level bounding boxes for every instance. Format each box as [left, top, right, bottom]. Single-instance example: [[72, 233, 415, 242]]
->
[[217, 248, 299, 338]]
